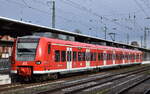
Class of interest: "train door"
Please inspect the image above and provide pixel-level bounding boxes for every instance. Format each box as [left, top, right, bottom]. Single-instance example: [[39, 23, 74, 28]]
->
[[97, 49, 103, 66], [138, 53, 141, 63], [107, 50, 113, 65], [118, 51, 123, 64], [112, 50, 115, 65], [76, 47, 86, 68], [121, 51, 124, 64], [72, 47, 78, 68], [131, 52, 134, 63], [115, 50, 119, 64], [103, 50, 107, 66], [122, 52, 124, 64], [134, 53, 136, 63], [46, 43, 52, 70], [90, 49, 97, 67], [124, 52, 128, 64], [67, 47, 72, 70], [128, 52, 131, 64], [86, 48, 90, 68]]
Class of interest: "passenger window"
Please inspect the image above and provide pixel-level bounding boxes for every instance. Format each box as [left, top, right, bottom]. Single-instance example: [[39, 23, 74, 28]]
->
[[67, 51, 72, 61], [93, 53, 96, 61], [98, 53, 101, 61], [101, 53, 103, 60], [55, 50, 60, 62], [61, 51, 66, 62], [48, 44, 51, 54], [82, 52, 86, 61], [90, 53, 94, 61], [73, 51, 77, 61], [78, 52, 82, 61]]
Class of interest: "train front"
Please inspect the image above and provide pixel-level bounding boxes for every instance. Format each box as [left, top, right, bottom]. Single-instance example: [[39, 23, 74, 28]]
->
[[11, 36, 41, 81]]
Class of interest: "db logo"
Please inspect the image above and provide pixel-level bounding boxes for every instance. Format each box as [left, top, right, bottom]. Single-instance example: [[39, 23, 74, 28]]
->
[[22, 62, 27, 65]]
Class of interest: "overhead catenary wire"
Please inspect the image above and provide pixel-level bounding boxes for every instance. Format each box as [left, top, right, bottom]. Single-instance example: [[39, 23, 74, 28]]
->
[[5, 0, 51, 15], [61, 0, 134, 31], [134, 0, 149, 17]]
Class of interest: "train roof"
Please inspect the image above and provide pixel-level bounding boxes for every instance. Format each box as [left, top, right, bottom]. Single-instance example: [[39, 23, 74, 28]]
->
[[40, 37, 142, 53]]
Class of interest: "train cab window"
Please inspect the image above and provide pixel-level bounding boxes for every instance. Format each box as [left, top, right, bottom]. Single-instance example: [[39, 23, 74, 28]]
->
[[73, 52, 77, 61], [61, 51, 66, 62], [55, 50, 60, 62], [48, 44, 51, 54]]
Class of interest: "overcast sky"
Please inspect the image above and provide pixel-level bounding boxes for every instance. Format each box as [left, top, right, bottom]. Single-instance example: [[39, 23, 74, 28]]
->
[[0, 0, 150, 48]]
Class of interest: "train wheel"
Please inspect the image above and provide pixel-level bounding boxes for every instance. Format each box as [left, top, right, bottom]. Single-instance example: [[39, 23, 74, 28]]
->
[[51, 73, 59, 79]]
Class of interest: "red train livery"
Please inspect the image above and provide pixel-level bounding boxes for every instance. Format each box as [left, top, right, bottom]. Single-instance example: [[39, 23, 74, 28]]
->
[[11, 36, 143, 81]]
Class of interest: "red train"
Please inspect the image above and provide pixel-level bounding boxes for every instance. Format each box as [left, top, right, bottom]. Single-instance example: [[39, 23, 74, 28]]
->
[[11, 36, 143, 81]]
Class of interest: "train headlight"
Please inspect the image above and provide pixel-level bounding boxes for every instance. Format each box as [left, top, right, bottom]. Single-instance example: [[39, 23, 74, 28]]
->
[[36, 61, 41, 65]]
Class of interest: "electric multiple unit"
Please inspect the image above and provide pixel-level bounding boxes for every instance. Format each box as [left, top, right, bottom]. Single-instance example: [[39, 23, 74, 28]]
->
[[11, 36, 143, 81]]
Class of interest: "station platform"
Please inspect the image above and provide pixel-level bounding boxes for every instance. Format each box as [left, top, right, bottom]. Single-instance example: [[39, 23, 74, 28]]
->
[[142, 61, 150, 64], [0, 75, 11, 85]]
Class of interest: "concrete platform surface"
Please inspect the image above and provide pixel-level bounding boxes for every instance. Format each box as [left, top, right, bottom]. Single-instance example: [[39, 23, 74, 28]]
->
[[142, 61, 150, 64], [0, 75, 11, 85]]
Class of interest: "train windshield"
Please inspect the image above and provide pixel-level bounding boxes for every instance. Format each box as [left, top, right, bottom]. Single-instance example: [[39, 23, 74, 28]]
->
[[16, 38, 39, 61]]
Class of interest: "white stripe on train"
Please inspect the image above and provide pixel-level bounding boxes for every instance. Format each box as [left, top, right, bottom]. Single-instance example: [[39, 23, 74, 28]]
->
[[11, 62, 141, 74]]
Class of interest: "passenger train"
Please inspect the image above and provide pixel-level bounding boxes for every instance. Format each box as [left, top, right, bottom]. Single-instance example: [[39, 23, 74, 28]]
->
[[11, 36, 143, 81]]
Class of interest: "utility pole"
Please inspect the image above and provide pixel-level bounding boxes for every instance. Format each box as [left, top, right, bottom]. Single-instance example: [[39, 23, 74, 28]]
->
[[48, 0, 58, 38], [127, 33, 129, 44], [52, 0, 55, 28], [104, 25, 107, 40], [140, 36, 143, 47], [144, 27, 147, 48]]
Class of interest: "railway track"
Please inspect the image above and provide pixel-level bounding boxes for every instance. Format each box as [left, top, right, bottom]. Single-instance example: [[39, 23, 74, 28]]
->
[[0, 65, 150, 94], [35, 65, 150, 94]]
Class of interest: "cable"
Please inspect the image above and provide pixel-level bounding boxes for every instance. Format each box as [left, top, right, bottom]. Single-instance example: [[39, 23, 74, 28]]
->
[[134, 0, 149, 17], [5, 0, 51, 15], [31, 0, 101, 31], [60, 0, 134, 32]]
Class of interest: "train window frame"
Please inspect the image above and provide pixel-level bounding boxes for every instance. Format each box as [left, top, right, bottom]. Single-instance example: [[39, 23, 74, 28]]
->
[[55, 50, 60, 62]]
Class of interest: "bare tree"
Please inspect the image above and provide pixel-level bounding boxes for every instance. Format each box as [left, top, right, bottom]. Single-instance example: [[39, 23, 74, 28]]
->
[[74, 29, 82, 34]]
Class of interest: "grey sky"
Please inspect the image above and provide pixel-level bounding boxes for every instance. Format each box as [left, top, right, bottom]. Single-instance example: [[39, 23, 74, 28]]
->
[[0, 0, 150, 48]]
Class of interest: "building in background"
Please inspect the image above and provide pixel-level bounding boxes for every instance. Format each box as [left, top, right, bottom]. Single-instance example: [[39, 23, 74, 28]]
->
[[0, 36, 14, 58]]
